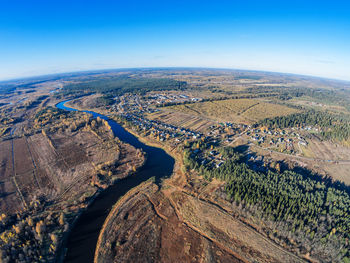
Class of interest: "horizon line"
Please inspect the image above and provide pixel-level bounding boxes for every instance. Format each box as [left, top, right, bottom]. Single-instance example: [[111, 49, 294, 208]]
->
[[1, 66, 349, 85]]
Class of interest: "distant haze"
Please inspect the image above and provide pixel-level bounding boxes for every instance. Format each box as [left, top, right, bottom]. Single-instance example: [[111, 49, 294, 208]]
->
[[0, 0, 349, 81]]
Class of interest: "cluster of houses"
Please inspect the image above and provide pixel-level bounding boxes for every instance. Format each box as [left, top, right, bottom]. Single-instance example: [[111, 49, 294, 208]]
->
[[206, 122, 246, 140], [191, 147, 226, 169], [246, 154, 268, 172], [122, 112, 203, 142], [247, 127, 309, 153], [144, 93, 202, 106], [113, 93, 202, 115]]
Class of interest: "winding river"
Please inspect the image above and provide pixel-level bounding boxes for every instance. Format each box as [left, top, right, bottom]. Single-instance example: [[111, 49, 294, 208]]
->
[[56, 101, 175, 263]]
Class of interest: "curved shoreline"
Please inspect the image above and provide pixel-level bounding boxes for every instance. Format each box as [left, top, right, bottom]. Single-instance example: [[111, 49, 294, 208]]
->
[[93, 179, 156, 262], [56, 101, 175, 263]]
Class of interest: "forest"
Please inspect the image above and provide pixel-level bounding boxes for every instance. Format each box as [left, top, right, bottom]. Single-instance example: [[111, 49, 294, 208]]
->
[[258, 110, 350, 141], [59, 75, 188, 98], [183, 143, 350, 261], [245, 86, 350, 106]]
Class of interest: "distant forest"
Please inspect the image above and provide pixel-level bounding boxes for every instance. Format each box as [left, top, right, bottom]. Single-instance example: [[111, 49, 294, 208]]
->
[[59, 75, 187, 98], [246, 86, 350, 110]]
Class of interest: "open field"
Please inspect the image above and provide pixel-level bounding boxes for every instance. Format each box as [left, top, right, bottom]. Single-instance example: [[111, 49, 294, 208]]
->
[[301, 138, 350, 160], [323, 163, 350, 185], [288, 96, 349, 113], [0, 128, 123, 214], [241, 101, 299, 122], [166, 98, 299, 124], [0, 140, 13, 180], [96, 179, 304, 263], [95, 181, 244, 263], [146, 110, 216, 133]]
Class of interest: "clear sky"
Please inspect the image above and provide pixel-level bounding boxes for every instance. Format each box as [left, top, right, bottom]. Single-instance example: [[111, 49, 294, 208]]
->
[[0, 0, 349, 81]]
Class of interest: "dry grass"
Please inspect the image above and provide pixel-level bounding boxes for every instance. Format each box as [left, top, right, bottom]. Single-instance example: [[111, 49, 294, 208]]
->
[[170, 191, 303, 263], [323, 163, 350, 185], [241, 102, 299, 122], [302, 138, 350, 161], [146, 110, 215, 133], [166, 99, 299, 124], [0, 128, 121, 214]]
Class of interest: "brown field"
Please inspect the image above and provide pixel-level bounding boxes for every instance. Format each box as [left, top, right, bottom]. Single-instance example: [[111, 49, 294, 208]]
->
[[95, 144, 305, 263], [301, 138, 350, 184], [95, 181, 244, 263], [96, 179, 304, 263], [301, 138, 350, 161], [166, 99, 299, 124], [323, 163, 350, 185], [146, 110, 215, 133], [0, 140, 24, 213], [0, 129, 122, 214], [240, 102, 298, 122], [13, 137, 34, 175], [0, 140, 13, 180]]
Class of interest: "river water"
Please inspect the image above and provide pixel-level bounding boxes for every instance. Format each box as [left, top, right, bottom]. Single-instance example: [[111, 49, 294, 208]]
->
[[56, 101, 175, 262]]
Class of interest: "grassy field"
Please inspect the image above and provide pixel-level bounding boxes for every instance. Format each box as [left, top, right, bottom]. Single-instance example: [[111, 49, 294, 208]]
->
[[288, 96, 350, 114], [302, 138, 350, 161], [166, 98, 299, 124], [146, 110, 216, 133]]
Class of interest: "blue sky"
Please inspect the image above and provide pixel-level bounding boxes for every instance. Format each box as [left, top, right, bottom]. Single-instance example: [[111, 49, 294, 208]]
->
[[0, 0, 349, 81]]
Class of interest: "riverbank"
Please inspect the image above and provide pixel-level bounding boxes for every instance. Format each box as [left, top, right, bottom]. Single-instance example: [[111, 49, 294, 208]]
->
[[94, 179, 157, 262], [56, 100, 175, 263], [66, 98, 186, 189], [53, 113, 146, 262], [56, 143, 146, 263]]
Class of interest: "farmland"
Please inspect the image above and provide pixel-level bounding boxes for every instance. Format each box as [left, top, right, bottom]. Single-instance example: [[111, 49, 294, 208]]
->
[[0, 110, 144, 214], [165, 98, 300, 124], [146, 110, 215, 133]]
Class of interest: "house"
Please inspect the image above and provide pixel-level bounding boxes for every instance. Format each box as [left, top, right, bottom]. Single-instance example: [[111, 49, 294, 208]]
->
[[298, 140, 307, 146], [216, 161, 224, 168]]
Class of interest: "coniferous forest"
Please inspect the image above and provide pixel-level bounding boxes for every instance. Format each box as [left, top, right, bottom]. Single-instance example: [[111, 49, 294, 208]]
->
[[60, 76, 187, 97], [183, 143, 350, 261], [258, 110, 350, 141]]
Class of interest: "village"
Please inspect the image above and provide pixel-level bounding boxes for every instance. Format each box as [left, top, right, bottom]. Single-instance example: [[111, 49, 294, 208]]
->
[[112, 92, 202, 114], [109, 92, 326, 173], [246, 126, 311, 154]]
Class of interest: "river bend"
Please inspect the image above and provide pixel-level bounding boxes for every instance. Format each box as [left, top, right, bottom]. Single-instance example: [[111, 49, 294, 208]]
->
[[56, 101, 175, 263]]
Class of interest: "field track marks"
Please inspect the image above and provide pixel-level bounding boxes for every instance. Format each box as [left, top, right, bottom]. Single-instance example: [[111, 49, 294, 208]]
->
[[237, 102, 260, 115], [184, 104, 201, 115], [11, 138, 28, 210], [56, 172, 89, 201], [166, 192, 248, 263], [25, 136, 41, 189], [44, 133, 70, 170], [211, 100, 238, 113], [169, 190, 304, 263]]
